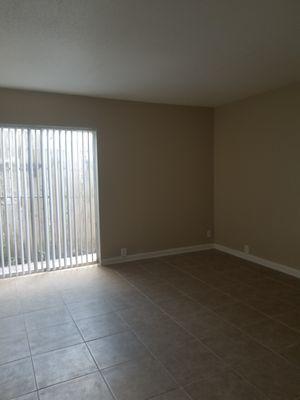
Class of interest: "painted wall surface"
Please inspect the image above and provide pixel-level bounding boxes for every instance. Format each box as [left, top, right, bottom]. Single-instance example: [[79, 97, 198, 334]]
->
[[0, 88, 214, 259], [214, 84, 300, 270]]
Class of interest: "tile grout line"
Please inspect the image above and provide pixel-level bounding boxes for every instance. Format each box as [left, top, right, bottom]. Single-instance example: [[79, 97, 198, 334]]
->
[[114, 263, 273, 400], [61, 291, 119, 400], [0, 284, 40, 398], [24, 315, 41, 400], [161, 258, 300, 386], [164, 259, 300, 358], [114, 309, 193, 400], [145, 388, 192, 400], [1, 257, 299, 399], [36, 370, 100, 394], [60, 268, 192, 399], [167, 260, 300, 358], [17, 287, 108, 395]]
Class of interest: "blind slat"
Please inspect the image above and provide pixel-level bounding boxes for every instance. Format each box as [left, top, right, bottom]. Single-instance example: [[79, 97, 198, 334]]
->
[[0, 127, 99, 277]]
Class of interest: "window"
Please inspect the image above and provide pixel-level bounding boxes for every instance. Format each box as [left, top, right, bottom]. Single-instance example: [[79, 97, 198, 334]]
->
[[0, 126, 100, 277]]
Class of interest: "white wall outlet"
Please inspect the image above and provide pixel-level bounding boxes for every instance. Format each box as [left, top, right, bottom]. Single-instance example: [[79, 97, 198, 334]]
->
[[243, 244, 250, 254], [206, 229, 212, 238], [121, 248, 127, 257]]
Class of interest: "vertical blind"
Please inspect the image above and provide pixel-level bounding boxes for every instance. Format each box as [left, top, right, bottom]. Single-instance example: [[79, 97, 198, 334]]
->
[[0, 126, 100, 278]]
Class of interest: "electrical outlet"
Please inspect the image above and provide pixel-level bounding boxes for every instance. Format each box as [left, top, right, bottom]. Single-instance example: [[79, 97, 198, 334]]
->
[[243, 244, 250, 254], [206, 229, 212, 238], [121, 248, 127, 257]]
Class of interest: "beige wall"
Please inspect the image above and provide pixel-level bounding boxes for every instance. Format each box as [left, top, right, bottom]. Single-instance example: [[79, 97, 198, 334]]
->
[[1, 85, 299, 269], [214, 84, 300, 270], [0, 88, 214, 259]]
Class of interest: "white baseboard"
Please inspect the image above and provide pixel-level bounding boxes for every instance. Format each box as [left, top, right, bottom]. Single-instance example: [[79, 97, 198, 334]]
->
[[214, 244, 300, 279], [101, 242, 300, 279], [101, 243, 214, 265]]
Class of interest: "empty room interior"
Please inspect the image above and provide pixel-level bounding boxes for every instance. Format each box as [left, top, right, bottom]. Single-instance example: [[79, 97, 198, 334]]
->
[[0, 1, 299, 399]]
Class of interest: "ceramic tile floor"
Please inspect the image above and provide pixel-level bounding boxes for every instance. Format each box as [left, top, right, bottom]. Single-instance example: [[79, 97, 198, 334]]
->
[[0, 250, 300, 400]]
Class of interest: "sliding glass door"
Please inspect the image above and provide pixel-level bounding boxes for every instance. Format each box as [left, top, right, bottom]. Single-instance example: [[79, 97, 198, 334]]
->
[[0, 126, 100, 278]]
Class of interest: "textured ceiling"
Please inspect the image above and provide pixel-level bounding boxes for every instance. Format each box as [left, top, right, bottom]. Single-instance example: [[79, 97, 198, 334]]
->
[[0, 0, 299, 106]]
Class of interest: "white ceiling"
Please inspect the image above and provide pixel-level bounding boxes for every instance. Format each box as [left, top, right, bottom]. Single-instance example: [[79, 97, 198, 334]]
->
[[0, 0, 299, 106]]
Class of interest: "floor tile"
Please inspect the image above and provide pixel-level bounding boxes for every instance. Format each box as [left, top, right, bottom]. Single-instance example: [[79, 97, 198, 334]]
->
[[24, 306, 72, 331], [61, 288, 106, 305], [102, 355, 176, 400], [0, 315, 26, 338], [214, 302, 267, 328], [12, 393, 38, 400], [245, 296, 293, 316], [138, 282, 183, 304], [0, 253, 298, 400], [33, 343, 97, 388], [280, 290, 300, 308], [191, 274, 233, 290], [0, 358, 36, 400], [88, 331, 148, 369], [202, 331, 271, 366], [159, 294, 205, 318], [148, 263, 183, 281], [268, 273, 300, 290], [189, 288, 237, 310], [225, 268, 268, 285], [246, 318, 300, 351], [0, 298, 22, 319], [39, 372, 113, 400], [117, 303, 166, 331], [280, 342, 300, 367], [235, 353, 300, 400], [185, 370, 267, 399], [20, 293, 64, 313], [67, 298, 114, 321], [107, 290, 150, 310], [76, 312, 128, 341], [168, 276, 211, 294], [174, 309, 241, 340], [16, 275, 59, 294], [134, 317, 194, 356], [275, 310, 300, 331], [215, 281, 255, 301], [158, 340, 227, 385], [28, 321, 83, 355], [0, 332, 30, 365], [151, 388, 191, 399], [0, 280, 17, 300], [247, 278, 288, 294]]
